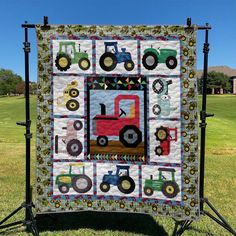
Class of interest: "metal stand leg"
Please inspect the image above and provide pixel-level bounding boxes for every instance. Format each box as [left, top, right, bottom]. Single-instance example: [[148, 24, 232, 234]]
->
[[0, 203, 39, 236]]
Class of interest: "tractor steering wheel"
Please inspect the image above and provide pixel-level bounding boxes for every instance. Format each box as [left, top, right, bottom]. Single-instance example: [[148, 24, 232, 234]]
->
[[162, 175, 166, 180], [119, 108, 126, 117]]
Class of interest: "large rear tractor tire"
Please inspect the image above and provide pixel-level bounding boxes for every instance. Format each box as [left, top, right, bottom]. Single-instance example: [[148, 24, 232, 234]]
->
[[161, 181, 179, 198], [118, 176, 135, 194], [99, 52, 117, 71], [66, 99, 79, 111], [66, 139, 83, 157], [142, 52, 158, 70], [55, 53, 71, 71], [72, 174, 92, 193], [155, 126, 168, 142], [119, 125, 142, 148]]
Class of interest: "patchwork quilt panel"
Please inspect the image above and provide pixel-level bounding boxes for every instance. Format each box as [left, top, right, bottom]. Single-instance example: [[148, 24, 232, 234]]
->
[[36, 25, 199, 220]]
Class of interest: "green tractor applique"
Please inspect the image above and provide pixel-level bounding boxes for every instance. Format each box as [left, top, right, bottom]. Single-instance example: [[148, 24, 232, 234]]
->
[[142, 46, 178, 70], [55, 41, 91, 71], [56, 163, 92, 194], [144, 167, 180, 198]]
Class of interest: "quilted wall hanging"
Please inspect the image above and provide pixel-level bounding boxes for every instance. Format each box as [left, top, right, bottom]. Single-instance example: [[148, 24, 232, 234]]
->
[[36, 24, 199, 220]]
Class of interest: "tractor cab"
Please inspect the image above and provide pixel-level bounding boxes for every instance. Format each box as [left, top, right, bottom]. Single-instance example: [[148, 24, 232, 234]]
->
[[158, 167, 176, 182], [58, 42, 76, 59]]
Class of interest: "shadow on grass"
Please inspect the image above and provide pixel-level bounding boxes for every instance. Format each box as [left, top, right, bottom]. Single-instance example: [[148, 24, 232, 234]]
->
[[36, 211, 168, 236]]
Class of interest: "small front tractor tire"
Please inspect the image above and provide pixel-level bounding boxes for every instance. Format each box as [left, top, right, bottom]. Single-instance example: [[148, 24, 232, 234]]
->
[[155, 146, 163, 156], [97, 136, 108, 147], [73, 120, 83, 131], [99, 52, 117, 71], [58, 184, 70, 194], [78, 58, 90, 71], [152, 104, 161, 116], [162, 181, 179, 198], [100, 182, 110, 192], [72, 174, 92, 193], [144, 187, 154, 196], [166, 56, 177, 69], [69, 88, 79, 98], [55, 53, 71, 71], [117, 176, 135, 194], [124, 60, 134, 71], [142, 52, 158, 70]]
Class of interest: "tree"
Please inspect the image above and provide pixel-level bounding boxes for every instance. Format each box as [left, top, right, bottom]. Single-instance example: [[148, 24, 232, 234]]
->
[[16, 81, 25, 94], [198, 71, 231, 94], [0, 69, 22, 95]]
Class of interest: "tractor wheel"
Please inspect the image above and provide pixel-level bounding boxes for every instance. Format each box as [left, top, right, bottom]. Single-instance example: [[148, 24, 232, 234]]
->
[[124, 60, 134, 71], [100, 182, 110, 192], [144, 187, 154, 196], [118, 176, 135, 194], [142, 52, 158, 70], [166, 56, 177, 69], [152, 104, 161, 116], [58, 184, 70, 194], [99, 52, 117, 71], [162, 181, 179, 198], [55, 135, 59, 154], [97, 136, 108, 147], [73, 120, 83, 131], [152, 79, 164, 94], [78, 58, 90, 71], [119, 125, 142, 148], [155, 146, 163, 156], [66, 139, 83, 156], [72, 174, 92, 193], [55, 53, 71, 71], [155, 126, 168, 142], [66, 99, 79, 111], [69, 88, 79, 98]]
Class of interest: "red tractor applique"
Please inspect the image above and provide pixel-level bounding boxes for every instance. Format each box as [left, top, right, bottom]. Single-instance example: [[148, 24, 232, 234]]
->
[[92, 94, 142, 148], [154, 126, 177, 156]]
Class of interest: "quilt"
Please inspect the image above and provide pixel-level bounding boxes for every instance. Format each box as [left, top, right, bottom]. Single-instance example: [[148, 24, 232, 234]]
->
[[35, 24, 199, 220]]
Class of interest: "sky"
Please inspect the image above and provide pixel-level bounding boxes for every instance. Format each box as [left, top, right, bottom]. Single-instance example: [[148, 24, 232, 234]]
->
[[0, 0, 235, 82]]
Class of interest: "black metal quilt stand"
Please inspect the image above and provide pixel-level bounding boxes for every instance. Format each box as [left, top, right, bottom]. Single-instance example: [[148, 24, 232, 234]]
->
[[0, 22, 39, 235], [0, 17, 235, 236], [173, 19, 236, 236]]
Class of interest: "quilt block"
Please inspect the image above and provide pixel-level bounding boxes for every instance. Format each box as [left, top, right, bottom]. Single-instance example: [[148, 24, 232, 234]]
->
[[36, 24, 199, 220]]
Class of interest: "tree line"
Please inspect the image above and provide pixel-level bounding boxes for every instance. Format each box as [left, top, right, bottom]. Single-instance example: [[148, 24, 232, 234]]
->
[[0, 69, 37, 95], [198, 71, 232, 94], [0, 68, 233, 96]]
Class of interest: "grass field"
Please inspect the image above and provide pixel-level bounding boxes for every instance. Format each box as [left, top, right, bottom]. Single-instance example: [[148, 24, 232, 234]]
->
[[0, 95, 235, 236]]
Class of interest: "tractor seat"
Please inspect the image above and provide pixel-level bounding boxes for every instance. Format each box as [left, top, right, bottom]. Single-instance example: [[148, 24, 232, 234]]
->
[[60, 171, 66, 174], [121, 48, 126, 52]]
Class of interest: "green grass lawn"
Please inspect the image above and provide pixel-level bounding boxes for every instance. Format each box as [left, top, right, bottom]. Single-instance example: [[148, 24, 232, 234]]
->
[[0, 95, 235, 236]]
